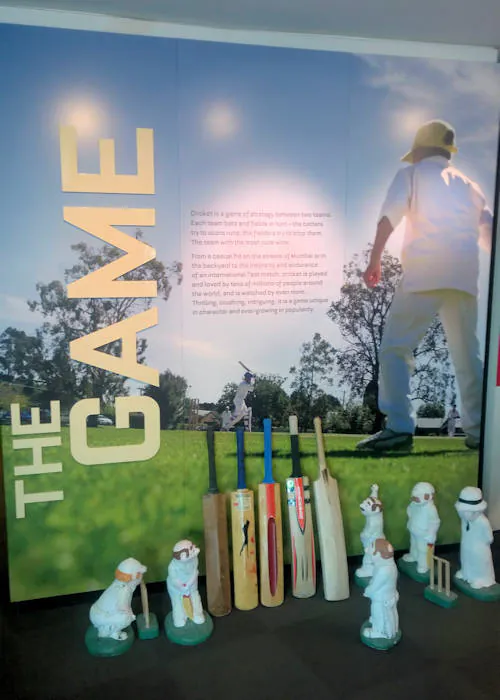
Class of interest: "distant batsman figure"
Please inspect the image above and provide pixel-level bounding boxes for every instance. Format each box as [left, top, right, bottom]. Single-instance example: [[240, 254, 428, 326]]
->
[[357, 120, 492, 452]]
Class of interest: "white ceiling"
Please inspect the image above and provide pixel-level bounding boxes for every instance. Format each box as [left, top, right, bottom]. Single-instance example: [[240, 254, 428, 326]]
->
[[2, 0, 500, 49]]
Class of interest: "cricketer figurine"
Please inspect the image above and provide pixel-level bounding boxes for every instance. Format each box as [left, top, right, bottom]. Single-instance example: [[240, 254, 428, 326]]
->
[[355, 484, 385, 580], [357, 119, 492, 452], [402, 482, 440, 574], [455, 487, 496, 589], [166, 540, 205, 628], [89, 557, 147, 641], [221, 371, 255, 431], [362, 539, 400, 641]]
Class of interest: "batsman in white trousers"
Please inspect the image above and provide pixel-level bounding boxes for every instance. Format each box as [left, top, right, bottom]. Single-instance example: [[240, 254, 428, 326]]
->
[[357, 119, 492, 452]]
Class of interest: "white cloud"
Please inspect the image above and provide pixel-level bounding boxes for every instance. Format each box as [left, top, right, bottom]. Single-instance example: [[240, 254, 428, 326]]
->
[[0, 294, 43, 326], [360, 55, 500, 150]]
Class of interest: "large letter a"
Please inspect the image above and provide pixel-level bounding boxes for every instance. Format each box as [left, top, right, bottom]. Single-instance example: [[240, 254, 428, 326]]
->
[[70, 308, 159, 386]]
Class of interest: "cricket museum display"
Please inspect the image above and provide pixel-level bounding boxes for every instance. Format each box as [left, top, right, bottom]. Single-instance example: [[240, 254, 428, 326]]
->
[[0, 20, 500, 607]]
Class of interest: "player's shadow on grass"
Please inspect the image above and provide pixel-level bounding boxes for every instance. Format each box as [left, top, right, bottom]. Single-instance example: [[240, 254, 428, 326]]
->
[[322, 448, 469, 460], [237, 449, 469, 460]]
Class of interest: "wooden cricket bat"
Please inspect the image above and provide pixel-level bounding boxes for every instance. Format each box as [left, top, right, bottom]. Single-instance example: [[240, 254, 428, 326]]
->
[[258, 418, 284, 607], [312, 417, 349, 601], [231, 428, 258, 610], [287, 415, 316, 598], [202, 428, 232, 617]]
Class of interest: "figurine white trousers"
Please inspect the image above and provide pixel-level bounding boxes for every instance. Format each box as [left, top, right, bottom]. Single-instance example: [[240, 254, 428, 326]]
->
[[404, 534, 429, 572], [379, 288, 483, 439], [369, 596, 399, 639], [167, 581, 204, 627]]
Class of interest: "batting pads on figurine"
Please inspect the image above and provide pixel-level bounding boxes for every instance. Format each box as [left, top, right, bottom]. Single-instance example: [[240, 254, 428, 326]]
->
[[355, 484, 385, 587], [361, 539, 401, 650], [165, 540, 214, 645]]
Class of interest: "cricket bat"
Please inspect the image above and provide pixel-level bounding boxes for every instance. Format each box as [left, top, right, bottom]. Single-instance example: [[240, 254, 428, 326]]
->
[[287, 415, 316, 598], [258, 418, 284, 607], [231, 428, 258, 610], [202, 428, 232, 617], [313, 416, 350, 601]]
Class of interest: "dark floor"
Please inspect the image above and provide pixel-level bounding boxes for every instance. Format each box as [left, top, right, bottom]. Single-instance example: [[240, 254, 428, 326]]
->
[[1, 542, 500, 700]]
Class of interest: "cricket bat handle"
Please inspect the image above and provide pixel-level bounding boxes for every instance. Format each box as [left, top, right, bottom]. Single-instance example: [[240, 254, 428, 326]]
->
[[313, 417, 327, 471]]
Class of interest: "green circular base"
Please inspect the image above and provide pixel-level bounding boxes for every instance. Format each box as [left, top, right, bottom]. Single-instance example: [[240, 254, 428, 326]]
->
[[453, 576, 500, 602], [397, 557, 430, 584], [360, 621, 402, 651], [424, 586, 458, 609], [354, 572, 372, 589], [164, 612, 213, 646], [85, 625, 135, 657]]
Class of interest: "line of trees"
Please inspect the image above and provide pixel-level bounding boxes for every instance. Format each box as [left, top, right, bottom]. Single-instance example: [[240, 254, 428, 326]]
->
[[0, 241, 455, 433]]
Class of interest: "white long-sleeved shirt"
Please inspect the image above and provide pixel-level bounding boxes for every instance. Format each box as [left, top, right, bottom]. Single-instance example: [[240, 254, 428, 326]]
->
[[379, 156, 492, 296]]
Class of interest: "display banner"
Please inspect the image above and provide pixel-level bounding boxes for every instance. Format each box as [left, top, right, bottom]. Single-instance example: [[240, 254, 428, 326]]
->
[[1, 23, 499, 601]]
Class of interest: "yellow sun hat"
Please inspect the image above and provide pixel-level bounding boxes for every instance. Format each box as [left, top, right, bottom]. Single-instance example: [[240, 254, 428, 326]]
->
[[401, 119, 458, 163]]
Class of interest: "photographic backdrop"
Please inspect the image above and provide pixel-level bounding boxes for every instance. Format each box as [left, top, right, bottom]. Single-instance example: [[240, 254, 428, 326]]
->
[[1, 22, 499, 600]]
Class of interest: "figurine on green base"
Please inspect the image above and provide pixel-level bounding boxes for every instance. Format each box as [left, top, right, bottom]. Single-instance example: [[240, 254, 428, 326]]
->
[[453, 487, 500, 602], [355, 484, 385, 589], [165, 540, 213, 645], [399, 482, 440, 582], [361, 538, 401, 651], [86, 557, 147, 657]]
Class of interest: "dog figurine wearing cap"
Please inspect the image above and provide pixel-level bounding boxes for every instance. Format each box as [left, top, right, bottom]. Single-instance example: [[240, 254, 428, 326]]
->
[[402, 482, 440, 574], [167, 540, 205, 628], [355, 484, 385, 582], [89, 557, 146, 641], [361, 538, 401, 647], [455, 487, 496, 590]]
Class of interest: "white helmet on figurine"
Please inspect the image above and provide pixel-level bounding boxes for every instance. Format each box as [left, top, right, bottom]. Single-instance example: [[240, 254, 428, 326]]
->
[[455, 486, 487, 513], [173, 540, 200, 561], [114, 557, 147, 583], [411, 482, 435, 504]]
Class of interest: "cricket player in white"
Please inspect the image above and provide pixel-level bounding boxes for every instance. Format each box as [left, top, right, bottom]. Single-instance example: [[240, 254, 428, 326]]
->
[[455, 486, 496, 590], [221, 372, 255, 430], [362, 538, 400, 641], [402, 482, 440, 574], [357, 120, 492, 452]]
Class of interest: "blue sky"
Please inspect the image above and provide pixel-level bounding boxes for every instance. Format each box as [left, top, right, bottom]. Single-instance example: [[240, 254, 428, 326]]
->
[[0, 24, 499, 404]]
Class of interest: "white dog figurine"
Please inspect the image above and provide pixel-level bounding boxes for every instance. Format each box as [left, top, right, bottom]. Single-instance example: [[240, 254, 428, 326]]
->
[[455, 487, 496, 589], [89, 558, 146, 641], [402, 482, 440, 574], [356, 484, 385, 580], [167, 540, 205, 628], [363, 539, 400, 641]]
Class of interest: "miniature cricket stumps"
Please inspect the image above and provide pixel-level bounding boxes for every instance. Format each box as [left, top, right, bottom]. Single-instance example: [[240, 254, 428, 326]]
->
[[424, 546, 457, 608]]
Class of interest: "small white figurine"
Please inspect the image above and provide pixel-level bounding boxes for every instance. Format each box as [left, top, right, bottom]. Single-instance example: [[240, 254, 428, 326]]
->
[[455, 487, 496, 590], [361, 538, 400, 647], [167, 540, 205, 628], [402, 482, 440, 574], [222, 372, 255, 431], [89, 558, 146, 641], [355, 484, 385, 582]]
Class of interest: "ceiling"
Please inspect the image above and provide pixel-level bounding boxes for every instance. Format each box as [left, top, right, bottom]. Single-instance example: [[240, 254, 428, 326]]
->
[[2, 0, 500, 49]]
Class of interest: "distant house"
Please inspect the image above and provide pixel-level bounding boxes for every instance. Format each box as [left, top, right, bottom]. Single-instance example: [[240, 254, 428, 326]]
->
[[195, 410, 220, 430], [415, 417, 464, 436]]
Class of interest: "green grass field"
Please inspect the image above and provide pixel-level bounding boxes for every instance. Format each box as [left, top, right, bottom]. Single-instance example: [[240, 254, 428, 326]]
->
[[1, 426, 478, 601]]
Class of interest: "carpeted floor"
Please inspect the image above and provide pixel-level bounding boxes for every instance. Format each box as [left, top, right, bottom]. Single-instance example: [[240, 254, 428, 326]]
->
[[1, 543, 500, 700]]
